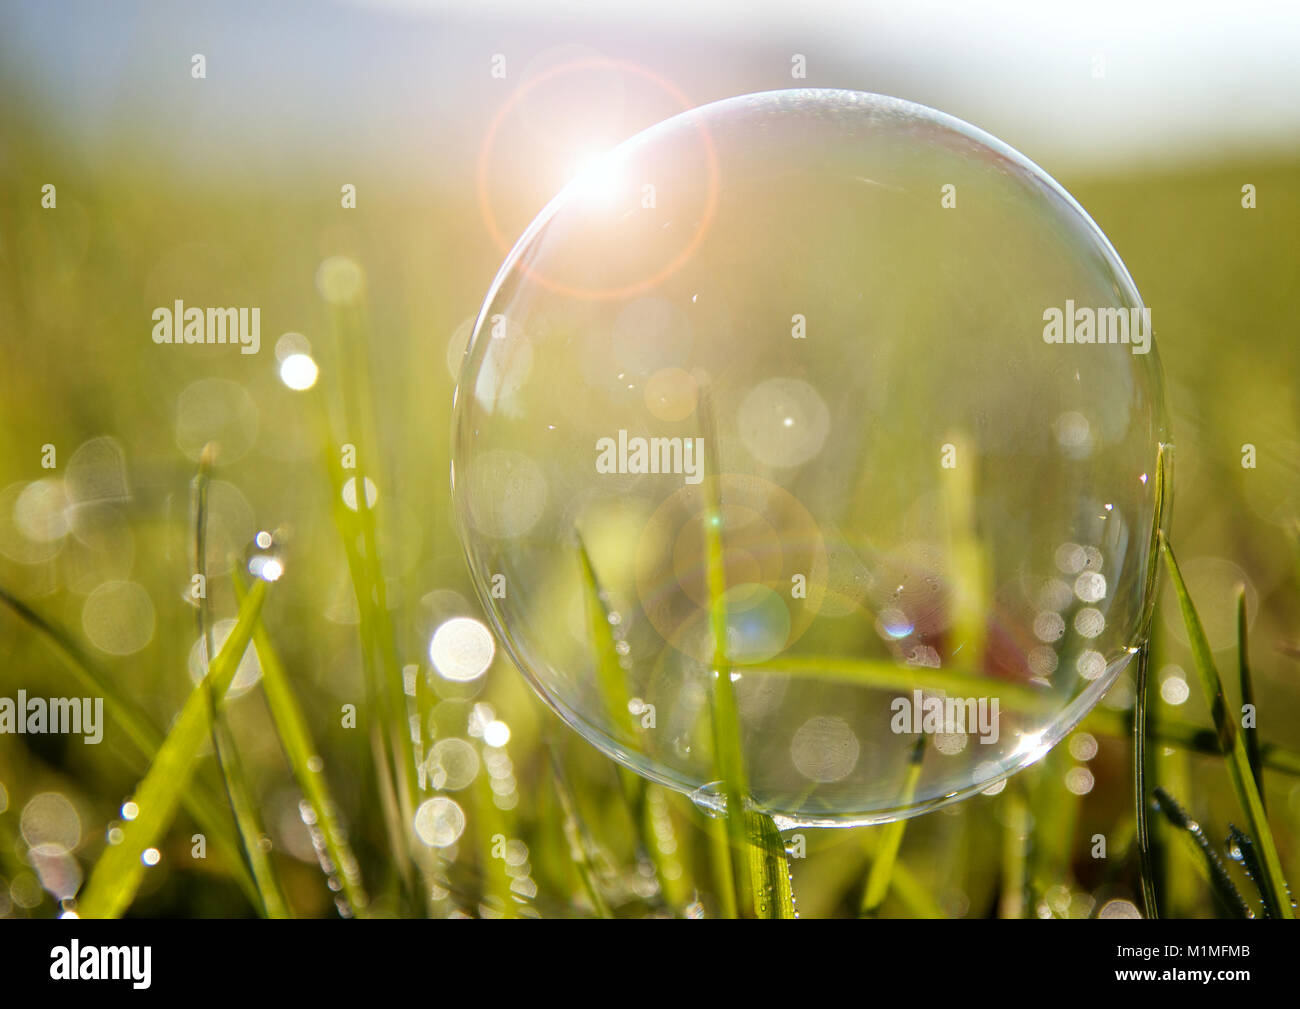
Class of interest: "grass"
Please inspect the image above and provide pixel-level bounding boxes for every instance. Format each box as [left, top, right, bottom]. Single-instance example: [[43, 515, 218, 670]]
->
[[233, 571, 369, 917], [1, 96, 1298, 917], [78, 578, 271, 918], [193, 444, 290, 919], [1159, 532, 1294, 919]]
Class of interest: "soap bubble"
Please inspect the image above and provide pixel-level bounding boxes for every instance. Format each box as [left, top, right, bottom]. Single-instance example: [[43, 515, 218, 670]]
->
[[452, 89, 1169, 826]]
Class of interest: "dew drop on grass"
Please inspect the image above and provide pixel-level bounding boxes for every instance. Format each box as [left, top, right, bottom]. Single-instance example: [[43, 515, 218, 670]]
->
[[451, 88, 1169, 826]]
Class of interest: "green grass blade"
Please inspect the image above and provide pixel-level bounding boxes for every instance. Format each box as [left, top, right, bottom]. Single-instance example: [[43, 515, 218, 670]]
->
[[1227, 824, 1280, 918], [1236, 587, 1264, 812], [474, 751, 520, 918], [1025, 744, 1082, 916], [998, 787, 1029, 918], [861, 734, 925, 915], [698, 387, 753, 918], [208, 727, 289, 918], [574, 530, 636, 740], [1152, 787, 1250, 918], [78, 578, 270, 919], [942, 430, 987, 673], [1134, 442, 1169, 918], [546, 745, 613, 918], [233, 572, 369, 917], [0, 584, 260, 906], [574, 529, 685, 912], [739, 653, 1300, 776], [320, 278, 421, 904], [746, 811, 796, 919], [1133, 641, 1159, 918], [1159, 532, 1293, 918], [744, 654, 1049, 711], [193, 447, 290, 920]]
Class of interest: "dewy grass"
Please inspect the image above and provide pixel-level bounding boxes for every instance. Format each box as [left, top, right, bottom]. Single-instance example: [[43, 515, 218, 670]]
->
[[574, 529, 685, 912], [474, 748, 522, 919], [574, 530, 636, 741], [233, 572, 369, 917], [1152, 786, 1251, 918], [1160, 531, 1294, 919], [0, 585, 260, 907], [193, 445, 290, 920], [546, 744, 613, 918], [746, 811, 796, 918], [1227, 824, 1280, 919], [79, 578, 271, 919], [696, 388, 795, 919], [320, 279, 422, 906]]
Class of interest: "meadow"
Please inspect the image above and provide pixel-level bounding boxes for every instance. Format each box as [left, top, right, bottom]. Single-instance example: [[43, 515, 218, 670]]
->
[[1, 93, 1298, 917]]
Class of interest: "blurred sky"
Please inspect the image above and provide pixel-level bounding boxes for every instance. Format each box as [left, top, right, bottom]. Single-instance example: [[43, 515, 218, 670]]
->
[[3, 0, 1299, 187]]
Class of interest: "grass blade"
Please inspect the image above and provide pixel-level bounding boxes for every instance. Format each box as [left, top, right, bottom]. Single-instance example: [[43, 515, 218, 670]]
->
[[574, 529, 685, 912], [233, 571, 369, 917], [861, 734, 925, 915], [193, 446, 290, 919], [1226, 824, 1280, 918], [1133, 640, 1159, 918], [0, 585, 260, 906], [319, 271, 421, 905], [545, 744, 613, 918], [1152, 787, 1250, 918], [739, 652, 1300, 776], [1236, 587, 1264, 812], [574, 530, 636, 741], [697, 387, 753, 917], [78, 578, 270, 918], [746, 811, 796, 919], [1159, 531, 1293, 918]]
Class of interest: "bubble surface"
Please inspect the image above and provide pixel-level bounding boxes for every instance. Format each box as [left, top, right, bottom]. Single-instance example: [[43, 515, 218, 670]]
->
[[452, 89, 1168, 825]]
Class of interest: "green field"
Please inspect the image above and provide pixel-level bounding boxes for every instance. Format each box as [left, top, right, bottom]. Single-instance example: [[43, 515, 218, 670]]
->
[[1, 88, 1298, 918]]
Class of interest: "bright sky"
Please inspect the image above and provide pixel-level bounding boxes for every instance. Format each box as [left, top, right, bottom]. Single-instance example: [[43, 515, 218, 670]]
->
[[4, 0, 1298, 179]]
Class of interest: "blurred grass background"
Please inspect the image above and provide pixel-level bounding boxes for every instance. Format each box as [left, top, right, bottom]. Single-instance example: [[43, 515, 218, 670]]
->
[[0, 0, 1298, 918]]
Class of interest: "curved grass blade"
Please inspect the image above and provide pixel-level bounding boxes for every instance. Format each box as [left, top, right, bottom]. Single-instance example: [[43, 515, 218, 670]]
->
[[1226, 824, 1279, 918], [1160, 531, 1293, 918], [78, 578, 270, 919], [1152, 787, 1250, 918], [233, 571, 368, 917], [0, 584, 259, 906], [741, 652, 1300, 775]]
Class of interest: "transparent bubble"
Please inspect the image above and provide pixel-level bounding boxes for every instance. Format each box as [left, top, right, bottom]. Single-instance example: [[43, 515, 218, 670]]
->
[[452, 89, 1169, 826]]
